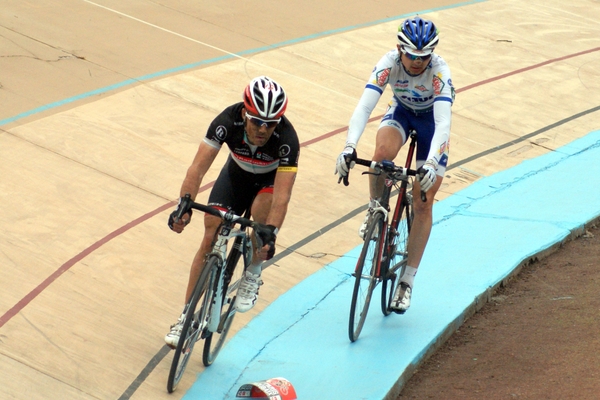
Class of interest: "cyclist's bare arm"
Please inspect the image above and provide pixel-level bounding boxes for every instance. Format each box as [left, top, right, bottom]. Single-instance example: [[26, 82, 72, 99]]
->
[[266, 169, 297, 229], [171, 142, 220, 233], [180, 141, 220, 200], [248, 169, 295, 261]]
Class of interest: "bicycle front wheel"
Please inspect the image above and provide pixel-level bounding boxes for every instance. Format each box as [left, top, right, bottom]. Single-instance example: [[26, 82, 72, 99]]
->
[[349, 211, 385, 342], [381, 192, 413, 315], [167, 256, 220, 393], [202, 236, 246, 366]]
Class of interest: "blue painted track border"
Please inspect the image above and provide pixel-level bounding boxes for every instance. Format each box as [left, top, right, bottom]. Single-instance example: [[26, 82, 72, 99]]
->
[[184, 130, 600, 399]]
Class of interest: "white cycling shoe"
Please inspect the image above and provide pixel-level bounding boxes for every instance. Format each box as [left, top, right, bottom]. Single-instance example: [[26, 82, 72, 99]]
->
[[164, 314, 185, 349], [390, 282, 412, 314], [234, 271, 263, 313]]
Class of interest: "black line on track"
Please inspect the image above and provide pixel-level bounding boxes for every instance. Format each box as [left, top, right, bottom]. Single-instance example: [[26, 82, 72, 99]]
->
[[118, 345, 171, 399]]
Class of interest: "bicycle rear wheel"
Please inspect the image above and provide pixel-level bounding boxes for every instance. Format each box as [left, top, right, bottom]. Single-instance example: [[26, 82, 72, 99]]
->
[[202, 236, 247, 366], [348, 211, 385, 342], [381, 192, 413, 315], [167, 256, 219, 393]]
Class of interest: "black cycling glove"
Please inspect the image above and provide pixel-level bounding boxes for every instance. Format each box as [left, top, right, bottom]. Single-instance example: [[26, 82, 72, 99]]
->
[[256, 224, 278, 260], [168, 196, 193, 230]]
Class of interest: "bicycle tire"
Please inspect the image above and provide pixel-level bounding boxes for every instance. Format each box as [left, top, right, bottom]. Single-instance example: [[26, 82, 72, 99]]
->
[[348, 211, 385, 342], [167, 256, 220, 393], [202, 236, 247, 366], [381, 192, 413, 315]]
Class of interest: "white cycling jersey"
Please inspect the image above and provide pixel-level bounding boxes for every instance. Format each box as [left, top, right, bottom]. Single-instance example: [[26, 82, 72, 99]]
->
[[346, 49, 455, 167]]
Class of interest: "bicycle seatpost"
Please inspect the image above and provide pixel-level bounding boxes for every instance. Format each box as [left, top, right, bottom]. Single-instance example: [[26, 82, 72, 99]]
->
[[407, 130, 427, 203]]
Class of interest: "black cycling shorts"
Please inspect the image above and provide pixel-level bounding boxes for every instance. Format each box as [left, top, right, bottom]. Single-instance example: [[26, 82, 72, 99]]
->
[[208, 157, 275, 216]]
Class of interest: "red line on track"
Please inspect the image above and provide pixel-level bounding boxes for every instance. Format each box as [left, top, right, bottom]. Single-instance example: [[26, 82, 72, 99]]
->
[[2, 47, 599, 328]]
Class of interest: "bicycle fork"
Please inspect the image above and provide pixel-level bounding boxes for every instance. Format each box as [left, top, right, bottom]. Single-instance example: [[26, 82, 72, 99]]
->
[[356, 204, 390, 281], [206, 233, 246, 333], [372, 201, 390, 280], [206, 238, 229, 333], [206, 271, 224, 332], [387, 189, 412, 276]]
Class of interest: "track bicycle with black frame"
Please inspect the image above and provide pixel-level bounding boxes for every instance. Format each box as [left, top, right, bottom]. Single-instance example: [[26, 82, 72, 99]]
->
[[347, 130, 425, 342], [167, 194, 269, 393]]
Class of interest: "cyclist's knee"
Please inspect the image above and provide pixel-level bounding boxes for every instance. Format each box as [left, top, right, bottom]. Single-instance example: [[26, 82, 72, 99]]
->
[[413, 197, 433, 215], [203, 213, 221, 234], [413, 181, 441, 213], [374, 127, 403, 160], [373, 146, 398, 162]]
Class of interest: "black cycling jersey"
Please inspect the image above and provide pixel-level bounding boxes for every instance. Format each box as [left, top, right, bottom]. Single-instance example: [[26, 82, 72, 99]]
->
[[205, 102, 300, 215], [204, 102, 300, 174]]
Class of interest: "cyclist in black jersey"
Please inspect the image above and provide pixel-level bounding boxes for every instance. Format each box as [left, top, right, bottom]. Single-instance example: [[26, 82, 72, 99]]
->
[[164, 76, 300, 348]]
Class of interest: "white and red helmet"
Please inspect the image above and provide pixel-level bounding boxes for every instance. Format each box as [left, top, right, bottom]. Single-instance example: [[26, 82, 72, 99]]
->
[[243, 76, 288, 119]]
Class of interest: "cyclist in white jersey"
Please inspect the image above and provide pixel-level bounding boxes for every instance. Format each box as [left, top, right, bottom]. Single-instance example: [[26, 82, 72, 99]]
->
[[335, 17, 455, 313]]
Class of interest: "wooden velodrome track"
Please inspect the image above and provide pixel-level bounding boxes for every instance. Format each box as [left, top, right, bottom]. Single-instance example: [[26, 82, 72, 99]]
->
[[2, 0, 600, 398]]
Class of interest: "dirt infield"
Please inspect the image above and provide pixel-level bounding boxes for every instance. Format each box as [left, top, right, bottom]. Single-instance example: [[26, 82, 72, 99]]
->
[[398, 223, 600, 399]]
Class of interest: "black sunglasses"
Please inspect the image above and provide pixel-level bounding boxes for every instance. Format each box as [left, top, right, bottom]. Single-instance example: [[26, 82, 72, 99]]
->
[[400, 47, 432, 61]]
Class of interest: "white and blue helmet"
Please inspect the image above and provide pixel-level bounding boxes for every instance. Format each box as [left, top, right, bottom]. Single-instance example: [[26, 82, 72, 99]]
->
[[397, 17, 439, 55]]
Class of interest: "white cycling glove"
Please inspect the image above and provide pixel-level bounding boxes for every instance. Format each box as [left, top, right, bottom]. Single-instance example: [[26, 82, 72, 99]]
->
[[335, 145, 357, 180], [418, 161, 437, 192]]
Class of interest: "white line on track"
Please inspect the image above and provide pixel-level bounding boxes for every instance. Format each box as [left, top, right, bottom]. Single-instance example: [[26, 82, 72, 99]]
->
[[82, 0, 352, 97]]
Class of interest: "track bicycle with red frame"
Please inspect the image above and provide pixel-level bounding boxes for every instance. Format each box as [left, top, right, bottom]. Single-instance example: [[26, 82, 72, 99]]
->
[[347, 129, 426, 342]]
